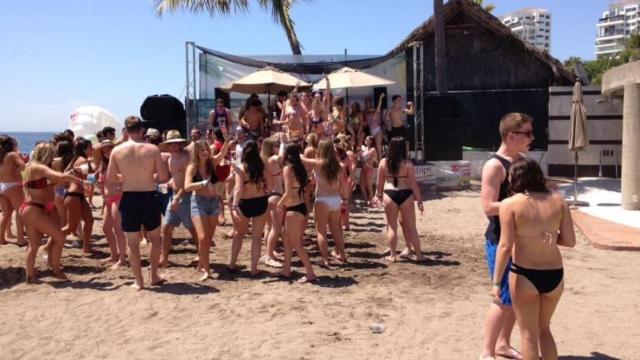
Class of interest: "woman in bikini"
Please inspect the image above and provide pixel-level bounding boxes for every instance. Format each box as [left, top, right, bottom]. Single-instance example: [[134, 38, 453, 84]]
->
[[20, 142, 82, 283], [363, 93, 385, 158], [332, 97, 348, 136], [229, 140, 271, 276], [61, 138, 95, 255], [277, 143, 316, 283], [96, 140, 126, 268], [184, 132, 232, 281], [307, 96, 328, 140], [335, 137, 356, 231], [359, 135, 378, 207], [260, 136, 285, 267], [0, 135, 26, 245], [492, 158, 575, 360], [349, 102, 365, 150], [373, 137, 424, 262], [281, 93, 306, 143], [303, 133, 319, 215], [51, 140, 74, 227], [301, 140, 348, 267]]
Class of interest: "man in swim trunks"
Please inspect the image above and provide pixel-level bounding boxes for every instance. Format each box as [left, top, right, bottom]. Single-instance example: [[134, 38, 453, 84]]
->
[[240, 98, 265, 139], [106, 116, 170, 290], [385, 95, 414, 156], [478, 112, 533, 360], [159, 130, 198, 267]]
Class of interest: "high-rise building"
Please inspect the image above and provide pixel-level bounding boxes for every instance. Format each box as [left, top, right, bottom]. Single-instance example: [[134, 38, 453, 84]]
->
[[595, 0, 639, 58], [500, 8, 552, 52]]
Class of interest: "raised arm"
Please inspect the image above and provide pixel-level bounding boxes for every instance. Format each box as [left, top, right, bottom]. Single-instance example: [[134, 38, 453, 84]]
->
[[212, 128, 233, 165], [375, 93, 385, 115], [300, 154, 320, 170], [492, 200, 516, 304], [404, 101, 415, 115], [323, 76, 331, 109]]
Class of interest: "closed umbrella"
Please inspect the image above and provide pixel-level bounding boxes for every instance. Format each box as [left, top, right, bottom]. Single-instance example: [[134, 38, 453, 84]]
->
[[568, 81, 589, 206]]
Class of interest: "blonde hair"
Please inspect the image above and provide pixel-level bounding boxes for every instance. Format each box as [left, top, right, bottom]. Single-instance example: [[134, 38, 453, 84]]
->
[[306, 133, 318, 148], [189, 140, 210, 167], [26, 142, 56, 179], [317, 140, 340, 184], [499, 113, 533, 140], [260, 136, 279, 164]]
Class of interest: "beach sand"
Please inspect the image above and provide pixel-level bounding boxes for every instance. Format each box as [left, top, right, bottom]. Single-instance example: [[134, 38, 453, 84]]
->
[[1, 188, 638, 359]]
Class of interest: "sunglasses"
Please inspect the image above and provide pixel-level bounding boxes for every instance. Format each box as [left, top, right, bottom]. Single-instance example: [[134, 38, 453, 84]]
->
[[512, 130, 533, 138]]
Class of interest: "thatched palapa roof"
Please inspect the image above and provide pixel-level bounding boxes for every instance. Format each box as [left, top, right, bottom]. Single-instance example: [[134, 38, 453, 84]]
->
[[387, 0, 575, 84]]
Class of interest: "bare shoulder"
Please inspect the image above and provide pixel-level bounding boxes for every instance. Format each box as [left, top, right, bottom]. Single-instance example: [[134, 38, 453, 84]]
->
[[549, 192, 568, 207]]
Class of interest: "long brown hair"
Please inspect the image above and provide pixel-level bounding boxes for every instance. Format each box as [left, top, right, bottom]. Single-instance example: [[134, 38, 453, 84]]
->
[[317, 140, 340, 184], [508, 157, 549, 195], [190, 140, 214, 178]]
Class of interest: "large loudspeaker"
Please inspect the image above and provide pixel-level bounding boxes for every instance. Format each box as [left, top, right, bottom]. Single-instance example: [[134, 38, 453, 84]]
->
[[424, 95, 463, 161], [140, 95, 187, 137], [214, 88, 231, 108], [372, 87, 388, 110]]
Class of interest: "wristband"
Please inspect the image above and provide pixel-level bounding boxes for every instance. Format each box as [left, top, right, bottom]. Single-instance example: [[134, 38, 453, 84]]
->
[[492, 282, 501, 288], [200, 180, 209, 188]]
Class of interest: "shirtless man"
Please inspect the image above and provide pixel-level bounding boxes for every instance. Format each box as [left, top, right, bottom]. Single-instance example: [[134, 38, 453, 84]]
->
[[106, 116, 170, 290], [280, 93, 306, 142], [385, 95, 414, 156], [186, 127, 201, 154], [240, 98, 265, 139], [479, 112, 533, 360], [159, 130, 198, 267]]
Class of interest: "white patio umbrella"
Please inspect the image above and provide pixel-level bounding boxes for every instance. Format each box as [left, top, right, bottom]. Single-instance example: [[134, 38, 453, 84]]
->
[[69, 106, 122, 143], [220, 66, 311, 95], [312, 66, 395, 90], [568, 81, 589, 206]]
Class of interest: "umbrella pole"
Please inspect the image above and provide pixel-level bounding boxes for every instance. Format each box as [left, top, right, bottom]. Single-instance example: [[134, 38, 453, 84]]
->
[[574, 152, 579, 202]]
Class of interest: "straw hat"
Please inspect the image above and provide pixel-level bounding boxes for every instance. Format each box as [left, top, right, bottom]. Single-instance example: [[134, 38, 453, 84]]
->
[[160, 130, 188, 150]]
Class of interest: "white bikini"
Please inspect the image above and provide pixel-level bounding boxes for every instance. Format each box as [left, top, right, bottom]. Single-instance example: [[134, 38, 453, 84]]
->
[[0, 181, 20, 194], [313, 170, 341, 212]]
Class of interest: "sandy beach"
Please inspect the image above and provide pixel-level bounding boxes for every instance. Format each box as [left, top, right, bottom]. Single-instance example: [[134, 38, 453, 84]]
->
[[1, 187, 638, 360]]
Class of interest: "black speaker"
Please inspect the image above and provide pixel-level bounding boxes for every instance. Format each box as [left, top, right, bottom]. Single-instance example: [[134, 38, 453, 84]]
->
[[424, 95, 463, 161], [140, 94, 187, 137], [214, 88, 231, 108], [373, 87, 388, 110]]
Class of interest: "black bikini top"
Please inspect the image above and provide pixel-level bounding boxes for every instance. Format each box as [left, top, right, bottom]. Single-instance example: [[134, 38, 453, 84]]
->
[[25, 177, 48, 189], [193, 168, 218, 185]]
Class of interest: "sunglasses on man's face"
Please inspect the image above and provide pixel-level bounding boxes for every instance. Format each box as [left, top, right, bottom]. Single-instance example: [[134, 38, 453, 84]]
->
[[512, 130, 533, 138]]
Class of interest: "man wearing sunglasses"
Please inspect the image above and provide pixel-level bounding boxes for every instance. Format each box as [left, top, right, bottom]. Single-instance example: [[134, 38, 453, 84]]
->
[[479, 112, 534, 360]]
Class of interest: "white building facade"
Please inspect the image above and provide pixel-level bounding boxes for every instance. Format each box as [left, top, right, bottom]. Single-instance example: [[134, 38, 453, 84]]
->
[[595, 0, 640, 58], [500, 8, 551, 52]]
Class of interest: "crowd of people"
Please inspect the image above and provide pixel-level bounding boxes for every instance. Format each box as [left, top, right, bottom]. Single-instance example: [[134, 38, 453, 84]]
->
[[1, 86, 575, 358], [0, 85, 425, 288]]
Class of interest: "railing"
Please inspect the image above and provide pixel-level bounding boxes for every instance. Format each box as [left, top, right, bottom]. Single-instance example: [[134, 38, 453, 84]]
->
[[599, 15, 625, 23], [597, 29, 625, 38]]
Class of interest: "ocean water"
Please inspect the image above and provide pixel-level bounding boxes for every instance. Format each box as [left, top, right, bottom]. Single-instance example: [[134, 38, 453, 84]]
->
[[4, 132, 57, 154]]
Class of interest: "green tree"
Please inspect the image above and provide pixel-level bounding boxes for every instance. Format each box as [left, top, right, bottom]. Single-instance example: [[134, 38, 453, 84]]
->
[[563, 56, 583, 75], [620, 33, 640, 63], [583, 57, 622, 85], [473, 0, 495, 13], [154, 0, 304, 55]]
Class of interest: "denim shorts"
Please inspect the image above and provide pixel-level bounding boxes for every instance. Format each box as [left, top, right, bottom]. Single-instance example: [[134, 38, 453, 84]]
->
[[485, 238, 512, 306], [164, 192, 194, 229], [190, 194, 221, 217]]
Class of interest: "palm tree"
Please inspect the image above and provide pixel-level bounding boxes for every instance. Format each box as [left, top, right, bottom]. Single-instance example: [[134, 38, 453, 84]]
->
[[154, 0, 303, 55], [434, 0, 446, 94], [472, 0, 495, 13]]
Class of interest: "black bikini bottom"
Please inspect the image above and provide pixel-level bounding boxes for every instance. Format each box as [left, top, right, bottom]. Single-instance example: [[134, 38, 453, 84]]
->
[[64, 191, 86, 201], [238, 195, 269, 218], [383, 189, 413, 206], [510, 263, 564, 294], [286, 202, 307, 217]]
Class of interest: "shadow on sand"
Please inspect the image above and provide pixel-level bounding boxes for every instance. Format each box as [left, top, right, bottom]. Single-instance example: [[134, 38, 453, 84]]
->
[[559, 353, 622, 360], [147, 281, 219, 295]]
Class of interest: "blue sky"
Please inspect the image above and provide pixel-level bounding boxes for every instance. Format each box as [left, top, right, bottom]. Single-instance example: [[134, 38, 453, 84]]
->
[[0, 0, 611, 132]]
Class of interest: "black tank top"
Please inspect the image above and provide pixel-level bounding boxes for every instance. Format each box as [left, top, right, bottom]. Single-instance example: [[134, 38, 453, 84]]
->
[[484, 154, 511, 244]]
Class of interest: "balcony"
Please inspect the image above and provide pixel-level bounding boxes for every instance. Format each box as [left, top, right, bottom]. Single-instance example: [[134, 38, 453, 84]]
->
[[597, 29, 626, 41], [597, 15, 625, 27]]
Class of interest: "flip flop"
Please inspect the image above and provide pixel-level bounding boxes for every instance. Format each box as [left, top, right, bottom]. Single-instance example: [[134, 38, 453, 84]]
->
[[297, 276, 317, 284]]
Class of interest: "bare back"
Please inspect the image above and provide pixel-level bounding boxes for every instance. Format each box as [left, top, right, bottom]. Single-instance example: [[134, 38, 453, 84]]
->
[[108, 140, 165, 192], [503, 192, 571, 269]]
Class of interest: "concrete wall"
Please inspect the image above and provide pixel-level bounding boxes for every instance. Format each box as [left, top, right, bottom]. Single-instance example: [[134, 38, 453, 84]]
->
[[547, 86, 623, 177]]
